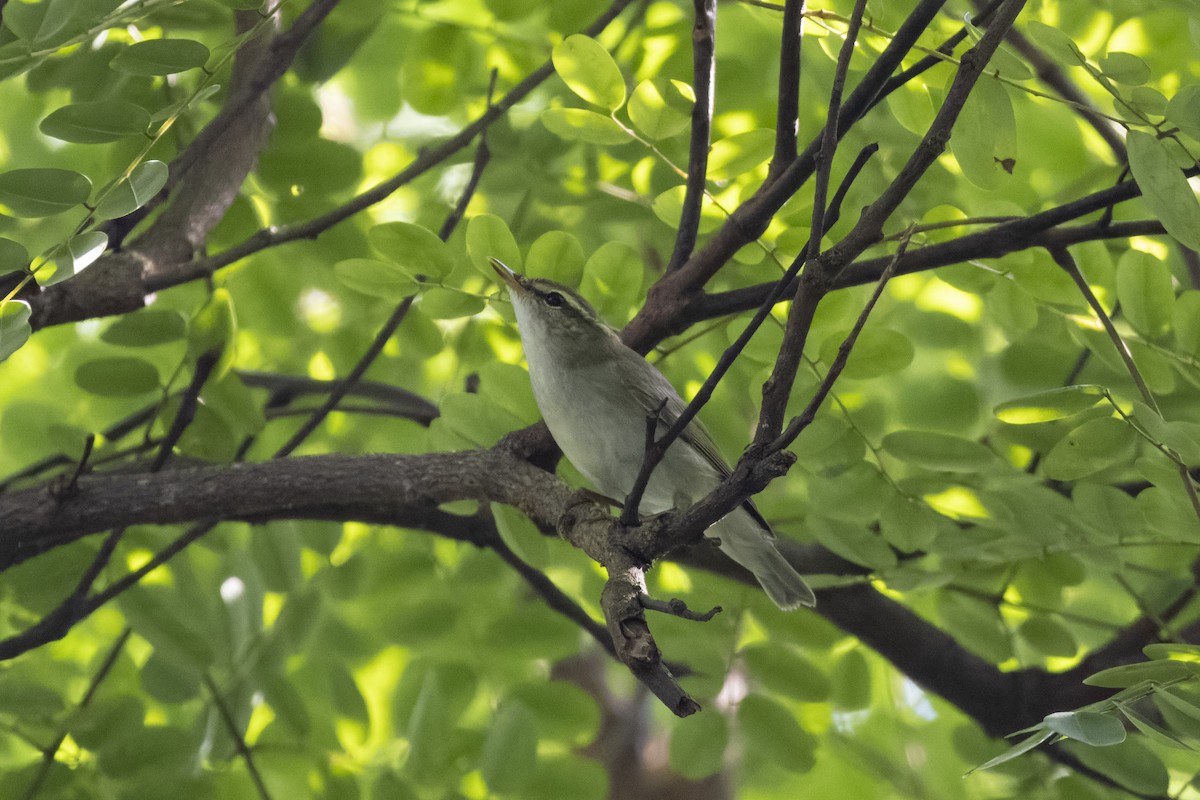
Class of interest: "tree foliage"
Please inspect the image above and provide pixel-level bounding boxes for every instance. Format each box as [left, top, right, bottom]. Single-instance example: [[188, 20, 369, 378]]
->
[[2, 0, 1200, 798]]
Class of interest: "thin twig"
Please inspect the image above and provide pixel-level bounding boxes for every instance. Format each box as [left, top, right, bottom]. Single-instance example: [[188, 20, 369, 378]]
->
[[667, 0, 717, 272], [19, 628, 132, 800], [772, 230, 910, 451], [488, 526, 615, 656], [152, 349, 221, 471], [203, 673, 273, 800]]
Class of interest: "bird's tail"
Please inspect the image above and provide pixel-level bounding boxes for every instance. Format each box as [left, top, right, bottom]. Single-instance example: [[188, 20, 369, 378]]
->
[[713, 512, 816, 610]]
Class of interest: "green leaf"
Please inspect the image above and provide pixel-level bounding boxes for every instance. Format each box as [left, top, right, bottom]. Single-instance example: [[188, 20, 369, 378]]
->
[[1022, 21, 1084, 67], [95, 160, 169, 220], [707, 129, 774, 181], [950, 76, 1016, 189], [419, 287, 485, 319], [540, 107, 629, 145], [1041, 417, 1137, 480], [1062, 738, 1169, 795], [368, 221, 454, 279], [1127, 130, 1200, 251], [110, 38, 210, 76], [525, 230, 584, 287], [808, 516, 897, 571], [742, 644, 830, 702], [508, 682, 599, 746], [466, 213, 522, 277], [880, 430, 994, 471], [1116, 701, 1194, 750], [187, 288, 237, 375], [818, 327, 914, 379], [0, 167, 91, 217], [100, 308, 186, 346], [1083, 660, 1193, 688], [1155, 687, 1200, 739], [140, 652, 201, 704], [1166, 85, 1200, 140], [1044, 710, 1126, 746], [668, 709, 728, 780], [1018, 615, 1078, 657], [628, 79, 691, 139], [1175, 291, 1200, 356], [831, 649, 872, 710], [973, 729, 1054, 772], [652, 184, 725, 232], [0, 300, 32, 363], [552, 34, 625, 111], [251, 521, 304, 592], [737, 694, 816, 773], [0, 678, 64, 718], [1116, 249, 1174, 339], [0, 237, 28, 273], [405, 671, 450, 779], [38, 230, 107, 286], [39, 100, 151, 143], [2, 0, 77, 45], [527, 755, 608, 800], [994, 385, 1107, 424], [490, 502, 548, 568], [1099, 51, 1150, 85], [939, 592, 1013, 663], [581, 241, 642, 324], [963, 19, 1033, 80], [74, 356, 160, 396], [878, 493, 938, 551], [1143, 642, 1200, 661], [479, 700, 539, 793], [333, 258, 417, 300]]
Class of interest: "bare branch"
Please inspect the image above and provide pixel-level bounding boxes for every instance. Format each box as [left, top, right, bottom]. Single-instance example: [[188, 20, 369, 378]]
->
[[667, 0, 717, 272], [772, 230, 908, 451], [204, 673, 273, 800], [754, 0, 868, 444], [769, 0, 805, 179]]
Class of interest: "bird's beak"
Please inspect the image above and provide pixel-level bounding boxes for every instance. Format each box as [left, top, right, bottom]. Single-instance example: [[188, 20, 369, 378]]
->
[[489, 258, 525, 292]]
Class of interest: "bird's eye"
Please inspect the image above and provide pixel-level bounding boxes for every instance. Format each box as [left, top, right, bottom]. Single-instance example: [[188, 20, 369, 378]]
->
[[544, 291, 565, 308]]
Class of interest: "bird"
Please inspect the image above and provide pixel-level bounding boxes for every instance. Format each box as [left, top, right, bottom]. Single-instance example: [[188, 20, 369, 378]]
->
[[491, 258, 815, 610]]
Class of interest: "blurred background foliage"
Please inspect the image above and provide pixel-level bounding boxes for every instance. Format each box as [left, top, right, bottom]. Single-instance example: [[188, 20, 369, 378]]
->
[[1, 0, 1200, 798]]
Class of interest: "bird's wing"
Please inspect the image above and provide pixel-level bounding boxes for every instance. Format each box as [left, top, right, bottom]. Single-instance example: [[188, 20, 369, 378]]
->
[[622, 360, 775, 536]]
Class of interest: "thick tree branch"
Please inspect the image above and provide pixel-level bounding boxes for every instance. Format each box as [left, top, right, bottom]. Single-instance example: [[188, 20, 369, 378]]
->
[[5, 445, 1177, 732]]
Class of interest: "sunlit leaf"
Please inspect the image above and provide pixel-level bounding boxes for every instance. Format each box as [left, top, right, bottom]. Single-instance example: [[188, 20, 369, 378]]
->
[[1127, 131, 1200, 251], [94, 160, 169, 220], [0, 300, 32, 363], [552, 34, 625, 111], [540, 107, 629, 145]]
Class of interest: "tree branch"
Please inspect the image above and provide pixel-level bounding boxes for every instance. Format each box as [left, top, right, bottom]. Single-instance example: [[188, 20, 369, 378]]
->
[[666, 0, 716, 272], [768, 0, 805, 179]]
